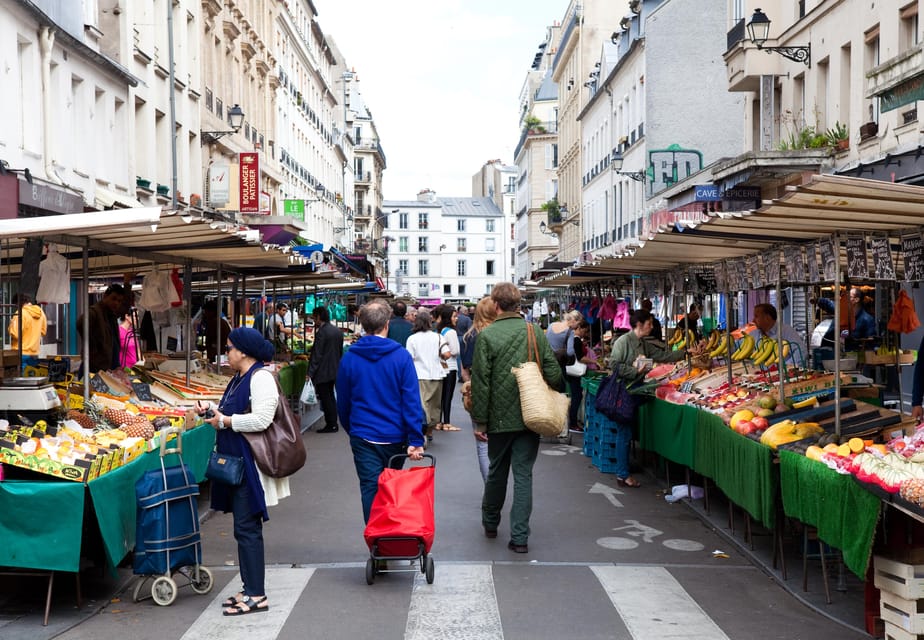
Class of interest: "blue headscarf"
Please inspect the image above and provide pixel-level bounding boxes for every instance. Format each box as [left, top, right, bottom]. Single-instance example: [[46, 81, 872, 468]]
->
[[228, 327, 275, 361]]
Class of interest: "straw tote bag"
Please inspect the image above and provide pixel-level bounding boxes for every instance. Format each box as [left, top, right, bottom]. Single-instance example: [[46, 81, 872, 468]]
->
[[511, 323, 569, 437]]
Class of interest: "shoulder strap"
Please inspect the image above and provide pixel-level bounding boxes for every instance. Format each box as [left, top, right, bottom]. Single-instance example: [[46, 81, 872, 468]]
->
[[526, 322, 539, 364]]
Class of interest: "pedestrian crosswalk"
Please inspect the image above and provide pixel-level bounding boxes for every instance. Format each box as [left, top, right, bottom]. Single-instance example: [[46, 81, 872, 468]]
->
[[173, 563, 736, 640]]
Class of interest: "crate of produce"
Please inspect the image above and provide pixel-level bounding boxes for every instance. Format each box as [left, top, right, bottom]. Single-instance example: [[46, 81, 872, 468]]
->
[[865, 350, 916, 366], [884, 620, 924, 640], [876, 554, 924, 600], [881, 588, 924, 634]]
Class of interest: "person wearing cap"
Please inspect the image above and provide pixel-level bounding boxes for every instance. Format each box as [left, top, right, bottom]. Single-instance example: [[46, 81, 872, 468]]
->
[[196, 327, 290, 617]]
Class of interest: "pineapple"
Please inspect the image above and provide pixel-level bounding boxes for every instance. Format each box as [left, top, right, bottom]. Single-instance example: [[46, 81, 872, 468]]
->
[[103, 407, 135, 428], [66, 409, 96, 430], [122, 415, 155, 439]]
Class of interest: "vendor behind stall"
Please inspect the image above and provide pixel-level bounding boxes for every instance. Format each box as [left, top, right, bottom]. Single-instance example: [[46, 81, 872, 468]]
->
[[816, 288, 878, 351], [201, 299, 232, 363], [77, 284, 130, 373], [748, 303, 807, 365]]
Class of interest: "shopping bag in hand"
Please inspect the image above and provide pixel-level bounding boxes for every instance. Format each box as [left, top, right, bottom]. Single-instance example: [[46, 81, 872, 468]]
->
[[300, 380, 318, 405]]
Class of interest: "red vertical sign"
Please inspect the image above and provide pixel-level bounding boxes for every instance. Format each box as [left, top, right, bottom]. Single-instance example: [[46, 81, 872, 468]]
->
[[239, 152, 260, 213]]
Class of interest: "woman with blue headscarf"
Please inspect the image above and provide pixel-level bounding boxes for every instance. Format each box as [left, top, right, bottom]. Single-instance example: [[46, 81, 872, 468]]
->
[[196, 327, 290, 616]]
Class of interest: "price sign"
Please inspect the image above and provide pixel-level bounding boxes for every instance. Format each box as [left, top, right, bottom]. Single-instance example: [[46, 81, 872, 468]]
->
[[131, 379, 154, 402], [762, 249, 781, 285], [870, 235, 895, 280], [714, 262, 728, 293], [784, 245, 806, 282], [819, 236, 837, 281], [807, 243, 821, 283], [845, 234, 869, 279], [902, 232, 924, 282], [735, 258, 749, 291], [89, 373, 110, 393], [747, 255, 763, 289], [692, 264, 717, 294]]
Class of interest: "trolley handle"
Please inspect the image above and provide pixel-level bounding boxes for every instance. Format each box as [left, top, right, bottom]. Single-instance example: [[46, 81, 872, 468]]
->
[[159, 426, 184, 458], [387, 453, 435, 468]]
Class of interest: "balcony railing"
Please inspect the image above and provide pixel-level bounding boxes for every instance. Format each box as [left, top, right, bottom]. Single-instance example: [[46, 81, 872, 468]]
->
[[355, 171, 371, 183]]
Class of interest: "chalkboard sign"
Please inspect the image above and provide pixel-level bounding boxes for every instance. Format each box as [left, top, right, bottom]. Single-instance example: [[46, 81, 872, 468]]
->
[[820, 236, 837, 281], [88, 373, 110, 393], [902, 233, 924, 282], [714, 262, 728, 293], [735, 258, 749, 291], [692, 264, 717, 294], [747, 255, 763, 289], [807, 243, 821, 283], [46, 358, 69, 383], [870, 235, 896, 280], [784, 245, 806, 282], [762, 249, 780, 285], [845, 234, 869, 279], [130, 379, 154, 402]]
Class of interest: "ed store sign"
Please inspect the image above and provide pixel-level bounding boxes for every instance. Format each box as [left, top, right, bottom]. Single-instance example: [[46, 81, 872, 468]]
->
[[239, 152, 260, 213]]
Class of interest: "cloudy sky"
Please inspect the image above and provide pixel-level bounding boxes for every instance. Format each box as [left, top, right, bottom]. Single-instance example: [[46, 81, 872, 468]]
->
[[316, 0, 569, 200]]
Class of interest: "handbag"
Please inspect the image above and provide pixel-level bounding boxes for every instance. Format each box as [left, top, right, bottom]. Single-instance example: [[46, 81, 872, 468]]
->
[[205, 450, 245, 486], [594, 372, 638, 423], [511, 323, 569, 437], [243, 372, 308, 478], [565, 360, 587, 377], [460, 380, 473, 413]]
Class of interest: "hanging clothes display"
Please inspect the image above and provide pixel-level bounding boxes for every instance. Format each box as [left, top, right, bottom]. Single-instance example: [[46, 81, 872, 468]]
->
[[36, 244, 70, 304], [140, 268, 180, 312]]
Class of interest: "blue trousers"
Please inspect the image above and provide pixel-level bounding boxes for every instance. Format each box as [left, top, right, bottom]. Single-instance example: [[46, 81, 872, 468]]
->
[[231, 481, 265, 596], [350, 435, 406, 523], [613, 420, 632, 479]]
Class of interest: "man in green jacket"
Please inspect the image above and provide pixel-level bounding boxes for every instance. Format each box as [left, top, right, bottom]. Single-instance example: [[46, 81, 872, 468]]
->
[[471, 282, 561, 554]]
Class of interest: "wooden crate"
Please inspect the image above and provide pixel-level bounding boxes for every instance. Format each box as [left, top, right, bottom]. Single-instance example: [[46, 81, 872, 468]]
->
[[865, 350, 916, 365], [885, 621, 924, 640], [881, 589, 924, 634], [877, 555, 924, 600]]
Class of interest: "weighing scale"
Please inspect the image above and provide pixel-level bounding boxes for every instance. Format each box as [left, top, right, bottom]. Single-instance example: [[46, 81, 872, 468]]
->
[[0, 377, 62, 424]]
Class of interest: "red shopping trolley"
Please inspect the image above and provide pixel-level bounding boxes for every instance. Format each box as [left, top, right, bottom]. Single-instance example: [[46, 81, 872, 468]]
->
[[363, 453, 435, 585]]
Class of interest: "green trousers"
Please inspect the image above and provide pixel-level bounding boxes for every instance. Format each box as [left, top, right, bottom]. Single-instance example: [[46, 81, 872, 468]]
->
[[482, 430, 540, 544]]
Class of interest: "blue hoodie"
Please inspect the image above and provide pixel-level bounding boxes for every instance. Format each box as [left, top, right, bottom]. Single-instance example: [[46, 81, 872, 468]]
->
[[336, 334, 425, 447]]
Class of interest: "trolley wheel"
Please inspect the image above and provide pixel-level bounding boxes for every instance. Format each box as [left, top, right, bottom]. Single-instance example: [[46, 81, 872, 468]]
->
[[189, 566, 214, 594], [151, 576, 178, 606], [425, 556, 435, 584], [365, 558, 375, 585], [132, 577, 147, 603]]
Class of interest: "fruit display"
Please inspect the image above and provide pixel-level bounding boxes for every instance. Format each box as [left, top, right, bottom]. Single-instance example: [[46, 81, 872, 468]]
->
[[758, 420, 824, 450]]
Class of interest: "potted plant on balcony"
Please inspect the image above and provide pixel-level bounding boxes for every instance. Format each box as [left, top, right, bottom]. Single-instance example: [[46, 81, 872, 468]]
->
[[156, 184, 169, 197], [825, 122, 849, 152], [524, 114, 546, 134], [859, 121, 879, 141], [541, 197, 562, 224], [136, 177, 152, 190]]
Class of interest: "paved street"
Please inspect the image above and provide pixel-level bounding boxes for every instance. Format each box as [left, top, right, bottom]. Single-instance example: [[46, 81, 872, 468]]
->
[[2, 395, 871, 640]]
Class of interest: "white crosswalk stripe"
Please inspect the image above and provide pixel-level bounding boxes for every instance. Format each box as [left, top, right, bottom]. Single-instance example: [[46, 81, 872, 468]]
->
[[405, 564, 503, 640], [179, 567, 315, 640], [591, 566, 731, 640]]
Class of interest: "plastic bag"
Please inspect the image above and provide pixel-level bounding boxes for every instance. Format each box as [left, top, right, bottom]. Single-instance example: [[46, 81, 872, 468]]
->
[[300, 380, 317, 405]]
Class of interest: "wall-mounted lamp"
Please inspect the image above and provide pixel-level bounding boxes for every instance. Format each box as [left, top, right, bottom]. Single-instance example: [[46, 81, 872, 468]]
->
[[746, 8, 811, 67], [611, 151, 647, 182], [0, 160, 33, 185], [200, 104, 245, 144]]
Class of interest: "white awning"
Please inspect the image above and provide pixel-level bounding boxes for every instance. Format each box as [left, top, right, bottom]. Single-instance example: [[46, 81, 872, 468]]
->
[[94, 186, 144, 210]]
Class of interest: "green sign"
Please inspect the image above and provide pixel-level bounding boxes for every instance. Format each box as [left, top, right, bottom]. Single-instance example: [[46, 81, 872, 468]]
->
[[880, 72, 924, 113], [284, 199, 305, 220]]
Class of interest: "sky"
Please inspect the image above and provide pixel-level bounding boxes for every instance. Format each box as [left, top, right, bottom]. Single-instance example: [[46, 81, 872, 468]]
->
[[316, 0, 570, 201]]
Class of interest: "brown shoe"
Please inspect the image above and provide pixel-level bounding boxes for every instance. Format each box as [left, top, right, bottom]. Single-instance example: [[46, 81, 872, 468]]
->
[[507, 541, 528, 554]]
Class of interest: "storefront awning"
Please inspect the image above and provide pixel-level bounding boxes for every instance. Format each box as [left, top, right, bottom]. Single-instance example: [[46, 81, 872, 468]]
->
[[94, 186, 145, 210]]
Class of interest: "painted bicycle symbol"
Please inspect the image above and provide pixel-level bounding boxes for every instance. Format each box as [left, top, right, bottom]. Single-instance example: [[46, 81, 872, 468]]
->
[[596, 519, 704, 551]]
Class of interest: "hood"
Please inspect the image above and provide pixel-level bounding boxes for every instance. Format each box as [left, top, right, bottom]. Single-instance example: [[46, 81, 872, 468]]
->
[[348, 335, 403, 362], [22, 304, 43, 319]]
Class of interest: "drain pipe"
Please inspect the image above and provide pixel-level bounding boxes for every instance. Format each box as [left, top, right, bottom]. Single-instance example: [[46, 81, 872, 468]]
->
[[39, 26, 59, 183]]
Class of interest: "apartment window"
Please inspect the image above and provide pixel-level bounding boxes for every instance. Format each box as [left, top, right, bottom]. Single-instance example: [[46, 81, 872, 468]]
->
[[486, 238, 496, 252], [458, 284, 466, 296], [865, 26, 881, 122], [354, 125, 362, 143], [418, 237, 428, 252], [399, 212, 408, 229], [457, 238, 466, 252], [443, 284, 451, 294], [485, 283, 493, 295], [399, 237, 408, 252], [901, 3, 919, 50], [486, 220, 495, 232], [545, 143, 558, 169], [506, 176, 516, 193], [457, 219, 466, 232], [457, 260, 466, 276], [398, 259, 408, 274], [418, 212, 429, 229], [486, 260, 495, 276], [418, 259, 429, 276]]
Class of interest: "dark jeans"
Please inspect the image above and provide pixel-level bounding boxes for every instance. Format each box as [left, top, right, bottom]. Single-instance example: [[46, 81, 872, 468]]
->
[[231, 481, 265, 597], [566, 374, 583, 429], [349, 435, 406, 523], [440, 374, 457, 424], [314, 380, 337, 429], [482, 430, 540, 544]]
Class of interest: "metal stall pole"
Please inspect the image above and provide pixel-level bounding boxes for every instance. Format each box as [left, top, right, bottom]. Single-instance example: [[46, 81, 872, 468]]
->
[[776, 265, 786, 403], [215, 266, 223, 371], [833, 234, 842, 437], [82, 241, 90, 404], [183, 261, 192, 386]]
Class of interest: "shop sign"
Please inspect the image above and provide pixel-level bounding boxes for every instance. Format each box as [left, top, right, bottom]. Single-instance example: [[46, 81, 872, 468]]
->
[[209, 163, 230, 207], [16, 179, 83, 215], [880, 73, 924, 113], [239, 152, 260, 213], [284, 199, 305, 221]]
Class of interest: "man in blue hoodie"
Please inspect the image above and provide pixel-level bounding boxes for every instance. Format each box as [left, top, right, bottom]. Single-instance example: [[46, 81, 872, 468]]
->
[[336, 300, 425, 523]]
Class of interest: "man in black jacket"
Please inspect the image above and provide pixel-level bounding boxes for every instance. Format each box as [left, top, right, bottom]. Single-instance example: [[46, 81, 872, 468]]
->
[[309, 306, 344, 433]]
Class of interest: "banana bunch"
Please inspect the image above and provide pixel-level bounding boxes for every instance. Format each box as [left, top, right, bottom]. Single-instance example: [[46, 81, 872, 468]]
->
[[667, 328, 695, 350], [730, 334, 756, 361], [667, 328, 685, 347], [709, 332, 730, 358], [751, 338, 778, 366], [759, 420, 824, 450]]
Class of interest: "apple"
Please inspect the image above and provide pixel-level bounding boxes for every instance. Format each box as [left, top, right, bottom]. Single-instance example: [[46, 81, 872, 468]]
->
[[751, 416, 769, 431], [735, 420, 754, 435]]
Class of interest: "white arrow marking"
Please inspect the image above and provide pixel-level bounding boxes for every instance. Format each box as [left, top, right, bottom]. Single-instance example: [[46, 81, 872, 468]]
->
[[589, 481, 624, 508]]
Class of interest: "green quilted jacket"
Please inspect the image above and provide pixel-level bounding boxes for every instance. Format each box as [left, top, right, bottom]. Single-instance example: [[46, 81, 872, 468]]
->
[[471, 313, 562, 433]]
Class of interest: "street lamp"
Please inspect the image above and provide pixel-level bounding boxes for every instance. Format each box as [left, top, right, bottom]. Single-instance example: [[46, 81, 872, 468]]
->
[[382, 235, 395, 291], [746, 8, 811, 67], [200, 104, 245, 144], [611, 151, 647, 182]]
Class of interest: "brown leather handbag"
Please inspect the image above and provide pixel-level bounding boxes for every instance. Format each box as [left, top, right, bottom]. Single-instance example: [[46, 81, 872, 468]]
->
[[243, 373, 307, 478]]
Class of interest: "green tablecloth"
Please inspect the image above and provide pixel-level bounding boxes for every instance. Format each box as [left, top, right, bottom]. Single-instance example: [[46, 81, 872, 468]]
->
[[779, 449, 881, 580], [693, 409, 778, 530], [638, 400, 698, 468], [0, 425, 213, 574]]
